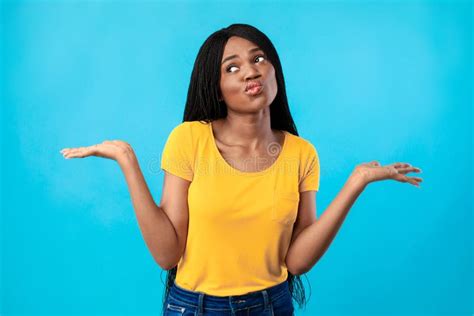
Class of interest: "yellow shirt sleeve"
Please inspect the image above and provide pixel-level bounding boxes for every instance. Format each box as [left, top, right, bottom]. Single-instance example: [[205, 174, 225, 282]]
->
[[299, 142, 320, 192], [161, 122, 194, 182]]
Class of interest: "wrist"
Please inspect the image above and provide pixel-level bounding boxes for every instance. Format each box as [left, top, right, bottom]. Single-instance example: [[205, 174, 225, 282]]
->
[[348, 169, 370, 189], [117, 150, 138, 169]]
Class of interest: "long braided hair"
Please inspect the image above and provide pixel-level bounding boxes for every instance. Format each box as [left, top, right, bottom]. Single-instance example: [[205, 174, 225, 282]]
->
[[161, 23, 311, 312]]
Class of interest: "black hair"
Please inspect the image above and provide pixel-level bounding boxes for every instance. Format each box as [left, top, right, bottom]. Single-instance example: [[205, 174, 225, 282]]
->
[[182, 23, 299, 136], [161, 23, 310, 313]]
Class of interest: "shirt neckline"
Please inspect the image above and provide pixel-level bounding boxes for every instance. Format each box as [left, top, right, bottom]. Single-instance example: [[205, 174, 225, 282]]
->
[[208, 121, 288, 177]]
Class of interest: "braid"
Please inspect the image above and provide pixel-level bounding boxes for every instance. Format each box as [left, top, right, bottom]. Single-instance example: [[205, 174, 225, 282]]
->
[[160, 266, 177, 316], [287, 271, 311, 310]]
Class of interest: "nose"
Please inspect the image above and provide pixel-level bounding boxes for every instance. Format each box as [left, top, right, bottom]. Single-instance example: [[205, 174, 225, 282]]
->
[[244, 64, 261, 81]]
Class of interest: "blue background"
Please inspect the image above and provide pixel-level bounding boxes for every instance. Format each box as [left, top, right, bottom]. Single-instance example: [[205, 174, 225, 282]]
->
[[1, 0, 472, 315]]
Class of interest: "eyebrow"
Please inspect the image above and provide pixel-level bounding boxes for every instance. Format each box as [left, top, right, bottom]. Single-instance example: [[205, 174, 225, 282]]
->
[[221, 47, 263, 65]]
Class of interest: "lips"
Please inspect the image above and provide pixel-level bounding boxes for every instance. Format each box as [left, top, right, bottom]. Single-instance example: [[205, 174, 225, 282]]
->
[[245, 80, 263, 92], [245, 85, 263, 96], [244, 80, 264, 96]]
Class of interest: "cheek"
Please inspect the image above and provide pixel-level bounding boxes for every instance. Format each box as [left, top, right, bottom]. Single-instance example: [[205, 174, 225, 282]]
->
[[267, 68, 278, 94], [220, 78, 242, 97]]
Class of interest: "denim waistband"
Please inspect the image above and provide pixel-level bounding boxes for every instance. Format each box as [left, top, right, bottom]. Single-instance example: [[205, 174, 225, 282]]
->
[[168, 279, 290, 311]]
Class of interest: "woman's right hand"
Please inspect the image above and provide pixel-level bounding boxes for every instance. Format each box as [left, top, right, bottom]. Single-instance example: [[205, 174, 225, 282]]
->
[[60, 140, 136, 165]]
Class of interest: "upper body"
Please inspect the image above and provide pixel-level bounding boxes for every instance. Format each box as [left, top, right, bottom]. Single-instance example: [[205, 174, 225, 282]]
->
[[160, 118, 319, 296]]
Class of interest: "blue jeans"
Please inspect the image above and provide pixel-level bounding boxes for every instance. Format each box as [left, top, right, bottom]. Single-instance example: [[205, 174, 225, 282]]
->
[[163, 279, 295, 315]]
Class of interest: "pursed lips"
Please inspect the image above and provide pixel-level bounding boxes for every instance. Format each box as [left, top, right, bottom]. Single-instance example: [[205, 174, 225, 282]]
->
[[245, 80, 263, 92]]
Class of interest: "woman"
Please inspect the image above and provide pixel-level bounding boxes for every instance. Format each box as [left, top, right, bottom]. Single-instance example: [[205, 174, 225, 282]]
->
[[60, 24, 423, 316]]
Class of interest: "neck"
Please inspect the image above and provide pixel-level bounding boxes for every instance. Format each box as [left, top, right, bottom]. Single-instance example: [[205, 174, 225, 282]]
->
[[216, 110, 275, 151]]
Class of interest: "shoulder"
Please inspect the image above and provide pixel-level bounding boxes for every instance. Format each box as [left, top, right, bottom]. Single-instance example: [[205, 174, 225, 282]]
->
[[170, 120, 205, 131], [285, 131, 318, 156], [168, 120, 209, 139]]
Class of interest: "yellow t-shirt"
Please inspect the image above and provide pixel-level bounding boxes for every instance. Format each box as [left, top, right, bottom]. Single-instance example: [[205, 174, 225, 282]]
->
[[160, 120, 320, 296]]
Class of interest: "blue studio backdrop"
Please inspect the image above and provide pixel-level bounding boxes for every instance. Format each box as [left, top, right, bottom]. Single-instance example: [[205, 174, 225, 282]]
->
[[1, 1, 472, 315]]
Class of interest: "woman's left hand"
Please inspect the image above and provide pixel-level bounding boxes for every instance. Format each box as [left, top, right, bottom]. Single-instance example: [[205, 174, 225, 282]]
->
[[353, 161, 423, 187]]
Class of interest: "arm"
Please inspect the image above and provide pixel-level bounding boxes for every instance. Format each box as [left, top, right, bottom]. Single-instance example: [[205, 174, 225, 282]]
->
[[118, 156, 178, 269], [61, 140, 192, 270], [286, 160, 422, 275], [286, 171, 366, 275]]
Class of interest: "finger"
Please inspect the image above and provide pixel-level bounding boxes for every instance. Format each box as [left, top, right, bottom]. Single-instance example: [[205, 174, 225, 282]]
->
[[391, 170, 420, 182], [63, 149, 75, 158], [63, 148, 81, 158], [405, 176, 422, 186], [397, 167, 422, 174], [64, 147, 92, 158], [392, 162, 410, 168], [62, 147, 77, 156]]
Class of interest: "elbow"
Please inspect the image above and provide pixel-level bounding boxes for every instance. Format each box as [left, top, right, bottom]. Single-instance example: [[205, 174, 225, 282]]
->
[[154, 254, 179, 271], [158, 259, 178, 271], [161, 263, 177, 271], [287, 266, 307, 276], [151, 244, 183, 271], [286, 259, 307, 276]]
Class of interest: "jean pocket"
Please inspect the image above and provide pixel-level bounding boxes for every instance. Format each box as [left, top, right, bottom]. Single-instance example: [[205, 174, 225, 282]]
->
[[272, 191, 299, 224], [164, 297, 187, 315], [165, 302, 186, 315]]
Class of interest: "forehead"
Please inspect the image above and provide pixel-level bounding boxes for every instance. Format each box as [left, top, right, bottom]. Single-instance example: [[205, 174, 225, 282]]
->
[[222, 36, 261, 55]]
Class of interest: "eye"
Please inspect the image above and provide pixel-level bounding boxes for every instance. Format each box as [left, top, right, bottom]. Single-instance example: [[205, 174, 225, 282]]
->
[[226, 65, 238, 73], [225, 54, 266, 73], [255, 55, 266, 63]]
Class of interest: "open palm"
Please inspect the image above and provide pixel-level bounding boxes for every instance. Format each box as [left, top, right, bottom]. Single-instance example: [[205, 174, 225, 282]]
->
[[354, 161, 423, 187], [60, 140, 134, 163]]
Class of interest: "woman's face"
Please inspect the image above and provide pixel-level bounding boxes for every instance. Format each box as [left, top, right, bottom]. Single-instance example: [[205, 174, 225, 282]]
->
[[219, 36, 278, 114]]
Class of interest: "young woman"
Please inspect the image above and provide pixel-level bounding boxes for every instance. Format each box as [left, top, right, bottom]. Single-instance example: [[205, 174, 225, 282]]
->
[[60, 24, 423, 316]]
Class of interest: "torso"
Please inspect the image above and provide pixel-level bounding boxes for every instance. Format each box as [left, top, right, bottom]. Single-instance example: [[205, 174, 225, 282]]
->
[[211, 119, 285, 173]]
